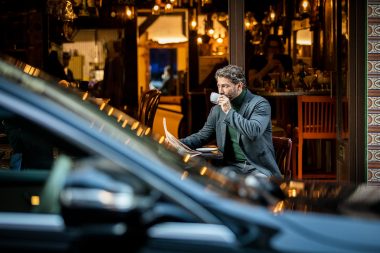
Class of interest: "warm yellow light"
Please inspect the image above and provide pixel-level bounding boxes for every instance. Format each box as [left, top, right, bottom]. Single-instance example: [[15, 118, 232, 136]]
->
[[183, 154, 191, 163], [190, 20, 197, 30], [245, 20, 251, 29], [302, 0, 309, 9], [288, 188, 297, 197], [23, 64, 32, 74], [207, 28, 215, 36], [125, 6, 134, 19], [159, 136, 165, 144], [270, 10, 276, 22], [277, 26, 284, 36], [144, 128, 151, 135], [272, 200, 285, 214], [131, 121, 139, 130], [136, 127, 143, 136], [181, 171, 189, 180], [197, 37, 203, 44], [117, 115, 123, 122], [82, 91, 89, 100], [216, 36, 223, 44], [152, 4, 160, 15], [30, 195, 40, 206], [107, 107, 114, 116], [122, 119, 128, 128], [165, 3, 173, 13], [300, 0, 311, 14], [200, 166, 207, 175]]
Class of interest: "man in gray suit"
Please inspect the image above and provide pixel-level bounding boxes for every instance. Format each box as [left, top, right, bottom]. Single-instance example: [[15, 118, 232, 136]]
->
[[181, 65, 281, 178]]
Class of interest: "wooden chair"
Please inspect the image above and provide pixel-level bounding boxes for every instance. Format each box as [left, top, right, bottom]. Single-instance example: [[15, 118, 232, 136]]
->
[[272, 136, 292, 179], [292, 96, 336, 179], [138, 89, 161, 128]]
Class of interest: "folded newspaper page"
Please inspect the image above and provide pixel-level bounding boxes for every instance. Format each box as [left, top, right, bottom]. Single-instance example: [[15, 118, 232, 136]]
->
[[163, 118, 201, 157]]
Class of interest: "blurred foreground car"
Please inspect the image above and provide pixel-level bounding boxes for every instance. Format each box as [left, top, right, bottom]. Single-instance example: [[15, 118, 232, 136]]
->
[[0, 56, 380, 253]]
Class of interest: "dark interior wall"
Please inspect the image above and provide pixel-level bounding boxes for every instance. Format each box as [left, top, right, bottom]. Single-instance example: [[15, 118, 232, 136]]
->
[[0, 0, 45, 67]]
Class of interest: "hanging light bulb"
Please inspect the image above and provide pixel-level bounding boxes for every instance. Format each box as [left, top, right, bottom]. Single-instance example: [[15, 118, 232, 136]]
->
[[216, 35, 223, 44], [189, 8, 198, 31], [190, 19, 197, 30], [277, 25, 284, 36], [245, 18, 251, 30], [152, 4, 160, 15], [164, 2, 173, 13], [269, 6, 276, 23], [245, 12, 258, 31], [204, 14, 214, 36], [125, 6, 135, 20], [201, 0, 212, 6], [207, 28, 215, 36], [299, 0, 311, 15]]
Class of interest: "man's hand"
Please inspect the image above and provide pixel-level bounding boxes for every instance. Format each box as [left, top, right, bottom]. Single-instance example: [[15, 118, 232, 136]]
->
[[218, 95, 231, 114]]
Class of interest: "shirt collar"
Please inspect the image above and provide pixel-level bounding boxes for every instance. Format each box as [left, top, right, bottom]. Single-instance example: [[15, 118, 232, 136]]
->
[[231, 88, 247, 108]]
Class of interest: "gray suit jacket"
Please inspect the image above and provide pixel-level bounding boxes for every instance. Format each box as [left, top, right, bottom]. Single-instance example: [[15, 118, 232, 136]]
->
[[182, 89, 281, 177]]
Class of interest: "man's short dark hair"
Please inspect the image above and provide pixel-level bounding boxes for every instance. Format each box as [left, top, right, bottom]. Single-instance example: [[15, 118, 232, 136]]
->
[[215, 64, 246, 86]]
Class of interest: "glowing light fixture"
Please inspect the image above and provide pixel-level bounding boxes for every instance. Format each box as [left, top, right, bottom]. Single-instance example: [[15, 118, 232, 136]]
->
[[30, 196, 40, 206], [125, 6, 135, 20], [269, 6, 276, 23], [164, 2, 173, 13], [189, 8, 198, 31], [299, 0, 311, 15], [216, 35, 224, 44], [152, 4, 160, 15]]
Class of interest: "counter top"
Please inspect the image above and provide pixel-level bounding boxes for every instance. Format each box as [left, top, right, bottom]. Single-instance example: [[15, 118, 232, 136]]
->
[[251, 89, 332, 97]]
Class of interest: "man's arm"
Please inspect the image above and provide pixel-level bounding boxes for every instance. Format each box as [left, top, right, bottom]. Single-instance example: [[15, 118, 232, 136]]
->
[[224, 98, 271, 141], [180, 107, 218, 149]]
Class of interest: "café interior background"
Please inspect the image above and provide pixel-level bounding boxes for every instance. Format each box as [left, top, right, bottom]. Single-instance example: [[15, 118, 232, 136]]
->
[[0, 0, 374, 185]]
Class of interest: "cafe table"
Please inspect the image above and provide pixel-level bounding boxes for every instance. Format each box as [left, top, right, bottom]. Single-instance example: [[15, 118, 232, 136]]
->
[[196, 146, 224, 167]]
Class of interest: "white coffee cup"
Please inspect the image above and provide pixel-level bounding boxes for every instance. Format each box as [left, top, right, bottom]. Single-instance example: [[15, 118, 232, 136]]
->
[[210, 92, 221, 104]]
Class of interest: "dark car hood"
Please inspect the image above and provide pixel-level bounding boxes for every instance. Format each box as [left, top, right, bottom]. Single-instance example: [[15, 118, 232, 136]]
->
[[271, 180, 380, 219]]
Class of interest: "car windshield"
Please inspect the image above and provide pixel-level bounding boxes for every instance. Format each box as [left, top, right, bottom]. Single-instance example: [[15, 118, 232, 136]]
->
[[0, 56, 244, 200]]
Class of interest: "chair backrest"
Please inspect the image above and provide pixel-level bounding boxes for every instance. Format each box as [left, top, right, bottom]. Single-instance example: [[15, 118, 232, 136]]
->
[[272, 136, 292, 179], [138, 89, 161, 128], [298, 96, 336, 139]]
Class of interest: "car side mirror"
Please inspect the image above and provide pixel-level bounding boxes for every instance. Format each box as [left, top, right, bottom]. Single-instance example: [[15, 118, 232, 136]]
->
[[59, 158, 156, 225]]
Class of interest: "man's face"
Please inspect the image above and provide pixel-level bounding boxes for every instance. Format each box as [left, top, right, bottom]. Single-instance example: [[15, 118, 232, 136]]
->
[[217, 77, 243, 100]]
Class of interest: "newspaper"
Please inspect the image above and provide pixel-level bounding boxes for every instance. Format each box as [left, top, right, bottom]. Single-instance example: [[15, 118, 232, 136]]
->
[[163, 118, 201, 157]]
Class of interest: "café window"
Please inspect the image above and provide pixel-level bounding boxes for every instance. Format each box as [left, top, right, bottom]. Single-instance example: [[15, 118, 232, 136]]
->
[[149, 48, 178, 94]]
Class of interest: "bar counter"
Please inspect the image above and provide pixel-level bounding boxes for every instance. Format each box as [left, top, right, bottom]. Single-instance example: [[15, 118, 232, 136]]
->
[[252, 89, 332, 97]]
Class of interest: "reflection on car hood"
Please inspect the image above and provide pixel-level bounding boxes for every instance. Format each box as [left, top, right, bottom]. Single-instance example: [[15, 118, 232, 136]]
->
[[269, 180, 380, 219]]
